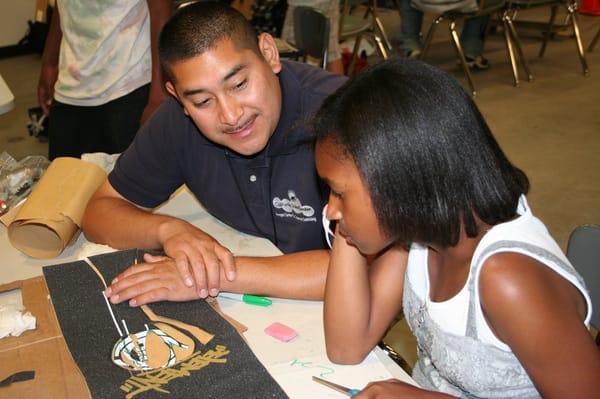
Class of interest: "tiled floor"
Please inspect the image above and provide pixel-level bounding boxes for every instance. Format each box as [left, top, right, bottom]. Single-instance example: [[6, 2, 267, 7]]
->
[[1, 7, 599, 369]]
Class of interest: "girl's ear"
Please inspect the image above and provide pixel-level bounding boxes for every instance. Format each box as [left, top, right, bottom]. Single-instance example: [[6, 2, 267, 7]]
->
[[258, 33, 282, 74]]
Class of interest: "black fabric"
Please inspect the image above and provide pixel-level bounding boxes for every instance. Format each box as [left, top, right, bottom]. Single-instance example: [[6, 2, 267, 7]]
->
[[0, 6, 52, 59], [43, 249, 287, 399], [109, 61, 346, 254], [48, 84, 150, 160]]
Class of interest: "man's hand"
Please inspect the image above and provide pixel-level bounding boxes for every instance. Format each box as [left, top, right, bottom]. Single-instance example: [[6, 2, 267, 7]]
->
[[105, 253, 198, 306], [158, 220, 236, 298], [82, 180, 236, 298]]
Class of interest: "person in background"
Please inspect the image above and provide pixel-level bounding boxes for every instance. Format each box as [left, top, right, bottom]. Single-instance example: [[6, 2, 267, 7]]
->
[[281, 0, 345, 74], [400, 0, 490, 70], [83, 2, 347, 306], [314, 58, 600, 398], [38, 0, 172, 160]]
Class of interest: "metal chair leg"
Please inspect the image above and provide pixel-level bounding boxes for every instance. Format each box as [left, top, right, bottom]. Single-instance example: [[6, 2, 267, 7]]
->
[[420, 15, 444, 59], [589, 25, 600, 52], [502, 13, 521, 87], [505, 12, 534, 81], [373, 34, 390, 59], [449, 20, 476, 96], [567, 1, 589, 75], [375, 16, 393, 51], [539, 5, 558, 58]]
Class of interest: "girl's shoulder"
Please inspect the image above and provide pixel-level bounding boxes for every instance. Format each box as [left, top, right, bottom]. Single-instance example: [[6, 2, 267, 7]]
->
[[477, 250, 589, 348]]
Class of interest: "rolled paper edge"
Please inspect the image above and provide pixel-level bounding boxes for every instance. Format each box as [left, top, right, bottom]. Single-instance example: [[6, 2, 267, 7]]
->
[[12, 157, 106, 227], [8, 214, 79, 259]]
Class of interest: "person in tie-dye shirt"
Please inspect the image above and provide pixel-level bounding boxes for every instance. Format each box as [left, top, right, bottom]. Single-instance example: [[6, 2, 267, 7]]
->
[[38, 0, 172, 160]]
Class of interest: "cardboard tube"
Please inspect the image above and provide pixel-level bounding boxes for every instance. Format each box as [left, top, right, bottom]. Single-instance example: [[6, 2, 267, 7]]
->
[[8, 157, 106, 258]]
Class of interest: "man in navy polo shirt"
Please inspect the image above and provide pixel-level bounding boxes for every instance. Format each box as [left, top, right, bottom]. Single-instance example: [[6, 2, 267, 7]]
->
[[82, 2, 346, 305]]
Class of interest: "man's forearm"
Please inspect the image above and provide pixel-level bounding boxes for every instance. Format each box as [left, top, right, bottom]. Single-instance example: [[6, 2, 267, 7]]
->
[[81, 196, 186, 250], [220, 250, 330, 300]]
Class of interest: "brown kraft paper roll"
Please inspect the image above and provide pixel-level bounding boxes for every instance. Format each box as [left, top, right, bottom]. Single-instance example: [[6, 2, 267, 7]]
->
[[8, 157, 106, 258]]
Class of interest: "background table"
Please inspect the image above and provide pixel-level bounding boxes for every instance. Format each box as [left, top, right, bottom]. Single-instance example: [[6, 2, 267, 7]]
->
[[0, 73, 15, 115], [0, 187, 416, 397]]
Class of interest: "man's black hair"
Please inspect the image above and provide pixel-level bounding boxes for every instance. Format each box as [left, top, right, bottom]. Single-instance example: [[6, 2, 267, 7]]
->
[[159, 2, 259, 81]]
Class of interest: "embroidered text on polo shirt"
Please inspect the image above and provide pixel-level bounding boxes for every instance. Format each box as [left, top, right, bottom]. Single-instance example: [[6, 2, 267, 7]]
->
[[272, 190, 317, 222]]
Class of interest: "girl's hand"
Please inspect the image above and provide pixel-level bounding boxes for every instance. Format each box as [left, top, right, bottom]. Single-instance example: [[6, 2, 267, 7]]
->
[[356, 379, 456, 398]]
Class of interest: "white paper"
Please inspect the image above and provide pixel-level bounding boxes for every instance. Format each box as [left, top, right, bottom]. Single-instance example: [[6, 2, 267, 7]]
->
[[76, 241, 118, 259], [268, 352, 393, 398], [0, 288, 36, 338]]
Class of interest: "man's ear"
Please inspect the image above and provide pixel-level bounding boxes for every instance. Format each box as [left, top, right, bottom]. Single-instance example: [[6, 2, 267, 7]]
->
[[165, 81, 189, 116], [258, 33, 282, 74], [165, 81, 177, 98]]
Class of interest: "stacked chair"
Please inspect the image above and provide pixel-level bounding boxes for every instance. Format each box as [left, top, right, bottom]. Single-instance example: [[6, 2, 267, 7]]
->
[[505, 0, 589, 75], [566, 225, 600, 346], [292, 6, 332, 69], [418, 0, 532, 95], [340, 0, 393, 74]]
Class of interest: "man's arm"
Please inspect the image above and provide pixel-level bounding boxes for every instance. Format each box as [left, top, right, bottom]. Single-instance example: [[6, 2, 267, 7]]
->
[[104, 248, 330, 304], [140, 0, 172, 124], [223, 250, 329, 299], [82, 178, 176, 249], [82, 178, 236, 296], [38, 5, 62, 115]]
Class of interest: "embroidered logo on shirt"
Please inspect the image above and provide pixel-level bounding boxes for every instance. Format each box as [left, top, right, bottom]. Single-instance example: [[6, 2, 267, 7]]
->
[[272, 190, 316, 222]]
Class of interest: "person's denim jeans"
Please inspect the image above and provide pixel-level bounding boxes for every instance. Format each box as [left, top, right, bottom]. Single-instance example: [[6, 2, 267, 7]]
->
[[399, 0, 424, 52], [399, 0, 489, 58]]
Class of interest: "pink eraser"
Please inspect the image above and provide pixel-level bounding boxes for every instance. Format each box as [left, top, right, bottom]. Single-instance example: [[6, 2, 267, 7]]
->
[[264, 322, 298, 342]]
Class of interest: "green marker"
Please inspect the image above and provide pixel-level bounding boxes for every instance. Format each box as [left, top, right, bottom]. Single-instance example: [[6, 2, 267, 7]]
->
[[219, 292, 272, 307]]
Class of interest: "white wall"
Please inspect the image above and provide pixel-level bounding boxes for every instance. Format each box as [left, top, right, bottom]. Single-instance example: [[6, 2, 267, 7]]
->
[[0, 1, 37, 47]]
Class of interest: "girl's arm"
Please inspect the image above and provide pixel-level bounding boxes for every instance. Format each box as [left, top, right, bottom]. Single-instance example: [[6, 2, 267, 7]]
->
[[479, 252, 600, 398], [324, 229, 408, 364]]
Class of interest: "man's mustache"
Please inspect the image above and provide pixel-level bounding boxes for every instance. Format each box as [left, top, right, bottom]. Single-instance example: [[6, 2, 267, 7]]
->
[[222, 114, 257, 134]]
